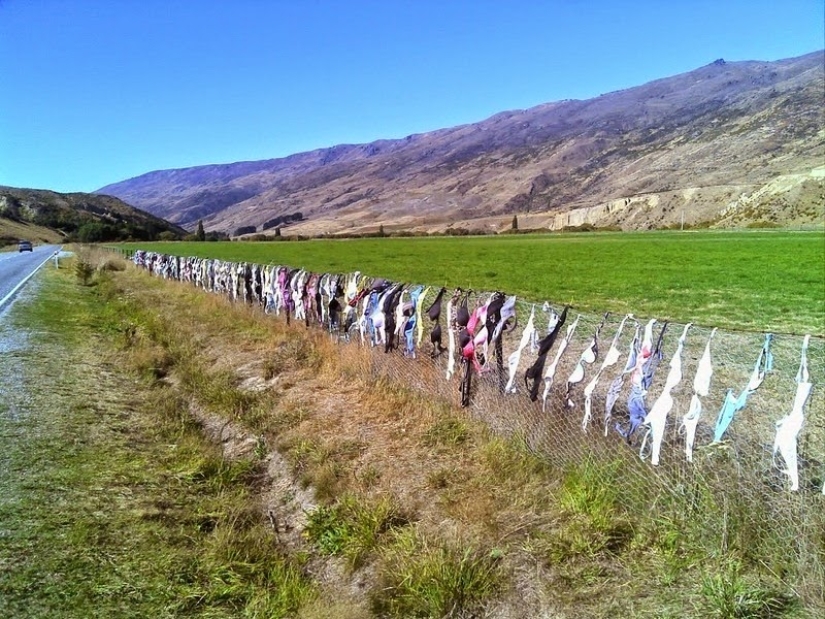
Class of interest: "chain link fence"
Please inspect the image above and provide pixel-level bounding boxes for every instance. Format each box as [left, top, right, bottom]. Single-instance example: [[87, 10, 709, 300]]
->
[[119, 247, 825, 601]]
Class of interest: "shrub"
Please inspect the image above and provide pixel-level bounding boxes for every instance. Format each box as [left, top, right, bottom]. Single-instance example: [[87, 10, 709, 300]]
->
[[74, 258, 94, 285]]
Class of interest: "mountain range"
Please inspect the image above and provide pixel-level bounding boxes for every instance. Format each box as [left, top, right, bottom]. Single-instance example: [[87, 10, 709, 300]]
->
[[97, 51, 825, 235]]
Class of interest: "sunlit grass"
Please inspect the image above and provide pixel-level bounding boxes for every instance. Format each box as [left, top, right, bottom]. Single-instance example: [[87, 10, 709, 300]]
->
[[121, 229, 825, 334]]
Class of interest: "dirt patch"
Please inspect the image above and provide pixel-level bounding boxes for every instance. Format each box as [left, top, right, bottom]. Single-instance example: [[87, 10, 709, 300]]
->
[[188, 398, 261, 460]]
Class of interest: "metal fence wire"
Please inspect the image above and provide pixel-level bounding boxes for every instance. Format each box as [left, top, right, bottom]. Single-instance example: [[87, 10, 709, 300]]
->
[[122, 248, 825, 599]]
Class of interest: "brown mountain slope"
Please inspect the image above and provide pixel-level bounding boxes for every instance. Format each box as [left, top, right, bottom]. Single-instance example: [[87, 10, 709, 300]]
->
[[0, 217, 63, 247], [97, 51, 825, 235]]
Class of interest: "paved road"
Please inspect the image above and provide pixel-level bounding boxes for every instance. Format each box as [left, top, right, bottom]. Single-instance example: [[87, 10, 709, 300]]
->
[[0, 244, 62, 311]]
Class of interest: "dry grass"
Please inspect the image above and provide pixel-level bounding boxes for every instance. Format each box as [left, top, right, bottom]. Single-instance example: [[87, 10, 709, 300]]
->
[[84, 255, 526, 613], [75, 248, 818, 617], [0, 215, 63, 245]]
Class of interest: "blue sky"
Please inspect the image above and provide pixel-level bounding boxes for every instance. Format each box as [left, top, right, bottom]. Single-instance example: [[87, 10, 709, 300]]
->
[[1, 0, 822, 194]]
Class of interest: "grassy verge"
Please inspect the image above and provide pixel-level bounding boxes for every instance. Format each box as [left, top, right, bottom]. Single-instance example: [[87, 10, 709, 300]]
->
[[2, 251, 819, 618], [0, 259, 314, 618]]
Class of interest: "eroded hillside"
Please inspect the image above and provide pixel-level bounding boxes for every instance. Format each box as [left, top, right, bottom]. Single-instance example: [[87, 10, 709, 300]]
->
[[97, 51, 825, 235]]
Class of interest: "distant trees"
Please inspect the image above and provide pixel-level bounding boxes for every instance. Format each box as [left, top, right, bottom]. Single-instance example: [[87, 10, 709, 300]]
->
[[512, 215, 518, 230], [75, 221, 148, 243], [196, 220, 205, 241], [233, 225, 257, 236], [76, 222, 109, 243]]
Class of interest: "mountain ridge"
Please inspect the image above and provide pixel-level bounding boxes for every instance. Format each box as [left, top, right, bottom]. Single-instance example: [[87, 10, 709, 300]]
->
[[97, 50, 825, 235]]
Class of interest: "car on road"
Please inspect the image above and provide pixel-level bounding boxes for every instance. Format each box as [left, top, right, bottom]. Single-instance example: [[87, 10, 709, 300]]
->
[[18, 240, 33, 252]]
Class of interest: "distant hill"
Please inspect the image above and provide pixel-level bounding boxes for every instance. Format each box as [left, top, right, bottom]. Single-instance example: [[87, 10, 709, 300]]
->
[[0, 186, 186, 245], [0, 217, 63, 248], [97, 51, 825, 235]]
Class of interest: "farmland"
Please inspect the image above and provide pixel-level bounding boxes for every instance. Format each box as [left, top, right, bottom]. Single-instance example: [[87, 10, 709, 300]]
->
[[122, 229, 825, 335]]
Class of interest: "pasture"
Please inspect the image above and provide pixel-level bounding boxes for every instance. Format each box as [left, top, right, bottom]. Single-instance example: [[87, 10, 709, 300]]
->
[[123, 229, 825, 335]]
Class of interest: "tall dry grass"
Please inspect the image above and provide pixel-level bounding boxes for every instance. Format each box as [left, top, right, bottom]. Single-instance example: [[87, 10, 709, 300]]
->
[[82, 247, 823, 617]]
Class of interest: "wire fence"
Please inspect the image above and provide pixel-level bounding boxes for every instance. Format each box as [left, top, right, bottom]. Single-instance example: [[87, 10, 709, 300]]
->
[[112, 247, 825, 600]]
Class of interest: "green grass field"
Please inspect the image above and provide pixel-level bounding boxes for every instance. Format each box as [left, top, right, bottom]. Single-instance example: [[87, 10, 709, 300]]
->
[[121, 230, 825, 335]]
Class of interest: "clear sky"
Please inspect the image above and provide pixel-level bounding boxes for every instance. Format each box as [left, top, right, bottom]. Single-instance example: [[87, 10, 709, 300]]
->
[[1, 0, 822, 194]]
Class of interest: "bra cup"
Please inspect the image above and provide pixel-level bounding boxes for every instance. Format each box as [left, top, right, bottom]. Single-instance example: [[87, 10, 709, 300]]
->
[[456, 306, 470, 327], [569, 363, 585, 385], [604, 346, 620, 367]]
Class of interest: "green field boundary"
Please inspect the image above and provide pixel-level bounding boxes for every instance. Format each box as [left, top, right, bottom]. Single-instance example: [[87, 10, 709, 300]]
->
[[114, 229, 825, 335]]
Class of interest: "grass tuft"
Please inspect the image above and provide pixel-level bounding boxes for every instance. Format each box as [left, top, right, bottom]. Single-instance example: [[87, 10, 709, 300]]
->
[[481, 435, 552, 487], [700, 560, 799, 619], [372, 529, 502, 618], [304, 493, 408, 569], [423, 415, 472, 448], [559, 457, 622, 529]]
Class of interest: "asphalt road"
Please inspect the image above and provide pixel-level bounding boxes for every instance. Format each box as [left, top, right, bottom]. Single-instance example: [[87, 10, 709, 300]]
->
[[0, 244, 62, 311]]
